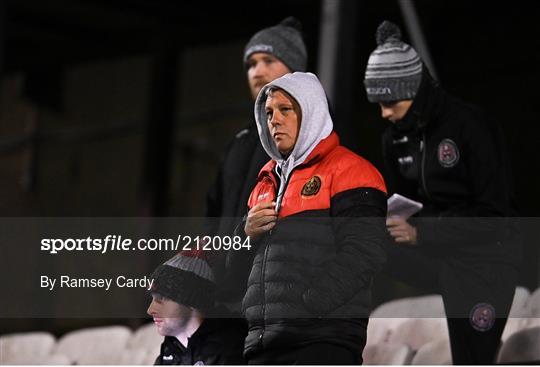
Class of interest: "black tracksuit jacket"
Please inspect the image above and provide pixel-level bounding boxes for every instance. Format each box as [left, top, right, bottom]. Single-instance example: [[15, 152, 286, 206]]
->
[[205, 123, 269, 303], [154, 318, 246, 365], [382, 70, 520, 264]]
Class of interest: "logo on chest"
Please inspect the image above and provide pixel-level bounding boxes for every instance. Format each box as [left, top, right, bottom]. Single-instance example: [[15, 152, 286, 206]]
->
[[437, 138, 460, 168], [301, 176, 322, 197]]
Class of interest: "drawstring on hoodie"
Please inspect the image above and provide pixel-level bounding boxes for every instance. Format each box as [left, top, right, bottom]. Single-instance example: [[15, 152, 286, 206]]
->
[[275, 157, 295, 213]]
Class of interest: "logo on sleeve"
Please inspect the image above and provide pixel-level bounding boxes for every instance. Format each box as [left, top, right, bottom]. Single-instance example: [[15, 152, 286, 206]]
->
[[438, 139, 460, 168], [301, 176, 321, 197]]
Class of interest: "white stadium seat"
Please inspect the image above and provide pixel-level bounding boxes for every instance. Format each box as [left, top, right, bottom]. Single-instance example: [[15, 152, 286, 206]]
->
[[54, 325, 131, 365]]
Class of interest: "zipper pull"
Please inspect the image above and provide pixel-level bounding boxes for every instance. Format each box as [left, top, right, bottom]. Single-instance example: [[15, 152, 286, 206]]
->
[[419, 139, 424, 152]]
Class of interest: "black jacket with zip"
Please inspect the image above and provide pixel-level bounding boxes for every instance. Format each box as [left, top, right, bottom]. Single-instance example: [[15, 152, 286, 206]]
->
[[382, 69, 519, 263], [206, 123, 269, 227], [205, 123, 270, 304], [154, 316, 246, 365]]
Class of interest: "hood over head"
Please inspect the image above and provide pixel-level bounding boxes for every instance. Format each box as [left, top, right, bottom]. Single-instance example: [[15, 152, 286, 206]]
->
[[254, 72, 333, 167], [254, 72, 333, 210]]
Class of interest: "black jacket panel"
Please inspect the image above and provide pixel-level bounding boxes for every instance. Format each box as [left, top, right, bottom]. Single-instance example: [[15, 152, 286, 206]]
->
[[206, 124, 269, 226], [205, 124, 269, 304]]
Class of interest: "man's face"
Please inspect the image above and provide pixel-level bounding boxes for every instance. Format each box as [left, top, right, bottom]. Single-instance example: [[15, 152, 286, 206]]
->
[[147, 293, 193, 337], [265, 89, 301, 156], [247, 53, 290, 100], [379, 100, 413, 123]]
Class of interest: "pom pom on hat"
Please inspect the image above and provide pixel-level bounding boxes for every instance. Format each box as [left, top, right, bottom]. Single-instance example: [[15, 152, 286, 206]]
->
[[280, 16, 303, 31], [376, 20, 402, 46]]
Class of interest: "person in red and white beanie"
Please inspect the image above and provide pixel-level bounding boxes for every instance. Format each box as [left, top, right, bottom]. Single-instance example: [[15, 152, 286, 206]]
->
[[147, 249, 246, 365]]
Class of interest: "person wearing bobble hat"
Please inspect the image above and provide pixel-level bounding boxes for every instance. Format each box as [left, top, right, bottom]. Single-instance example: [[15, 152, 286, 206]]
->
[[147, 250, 246, 365], [364, 20, 519, 364], [240, 72, 388, 364], [205, 17, 308, 311]]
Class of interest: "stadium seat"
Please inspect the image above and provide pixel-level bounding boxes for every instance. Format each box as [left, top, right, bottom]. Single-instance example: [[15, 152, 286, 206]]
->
[[497, 326, 540, 364], [114, 348, 158, 365], [367, 294, 445, 347], [524, 287, 540, 317], [362, 341, 414, 365], [2, 353, 71, 365], [508, 286, 531, 317], [127, 322, 161, 354], [411, 338, 452, 365], [389, 318, 448, 351], [123, 322, 162, 365], [0, 332, 56, 364], [54, 325, 131, 365], [502, 286, 539, 341]]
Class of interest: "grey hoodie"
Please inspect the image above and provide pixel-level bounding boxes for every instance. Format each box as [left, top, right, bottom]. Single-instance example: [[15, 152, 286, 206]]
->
[[254, 72, 333, 211]]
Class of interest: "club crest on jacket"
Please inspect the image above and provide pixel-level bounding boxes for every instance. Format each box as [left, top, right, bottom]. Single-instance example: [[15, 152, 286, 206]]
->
[[301, 176, 321, 197], [438, 138, 460, 168]]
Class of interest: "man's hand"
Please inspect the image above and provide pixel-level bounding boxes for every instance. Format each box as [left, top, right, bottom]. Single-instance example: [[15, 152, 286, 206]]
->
[[245, 201, 277, 239], [386, 217, 417, 245]]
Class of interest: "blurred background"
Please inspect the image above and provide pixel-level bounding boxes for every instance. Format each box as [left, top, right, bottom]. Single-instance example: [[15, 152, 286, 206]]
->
[[1, 0, 539, 335]]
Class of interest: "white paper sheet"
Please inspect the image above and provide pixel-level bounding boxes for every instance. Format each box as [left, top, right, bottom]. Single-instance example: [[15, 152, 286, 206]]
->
[[387, 193, 423, 219]]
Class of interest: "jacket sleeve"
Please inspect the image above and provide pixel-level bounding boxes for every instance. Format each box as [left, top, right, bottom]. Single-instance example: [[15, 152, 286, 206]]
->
[[302, 186, 388, 316]]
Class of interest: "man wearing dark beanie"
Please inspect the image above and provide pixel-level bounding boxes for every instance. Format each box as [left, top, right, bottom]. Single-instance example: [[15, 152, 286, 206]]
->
[[148, 250, 246, 365], [364, 21, 519, 364], [205, 17, 308, 312], [243, 17, 307, 98]]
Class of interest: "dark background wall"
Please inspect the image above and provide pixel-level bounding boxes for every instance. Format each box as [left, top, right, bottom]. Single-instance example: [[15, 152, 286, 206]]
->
[[0, 0, 538, 334]]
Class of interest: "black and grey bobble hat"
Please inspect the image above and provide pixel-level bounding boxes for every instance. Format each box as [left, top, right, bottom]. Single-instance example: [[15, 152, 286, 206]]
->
[[364, 21, 423, 103], [244, 17, 307, 72], [149, 249, 215, 311]]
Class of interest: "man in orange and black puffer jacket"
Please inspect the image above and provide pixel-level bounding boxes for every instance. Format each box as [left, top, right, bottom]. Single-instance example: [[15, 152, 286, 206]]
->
[[229, 72, 388, 364]]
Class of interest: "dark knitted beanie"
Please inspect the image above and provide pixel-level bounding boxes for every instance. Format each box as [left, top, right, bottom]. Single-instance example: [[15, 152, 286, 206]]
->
[[244, 16, 307, 72], [149, 249, 215, 311]]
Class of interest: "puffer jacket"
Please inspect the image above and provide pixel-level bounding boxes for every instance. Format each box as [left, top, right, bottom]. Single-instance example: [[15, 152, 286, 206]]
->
[[240, 72, 388, 357]]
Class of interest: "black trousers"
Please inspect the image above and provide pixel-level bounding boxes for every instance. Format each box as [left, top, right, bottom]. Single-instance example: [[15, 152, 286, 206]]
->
[[247, 343, 360, 365], [385, 245, 517, 365]]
